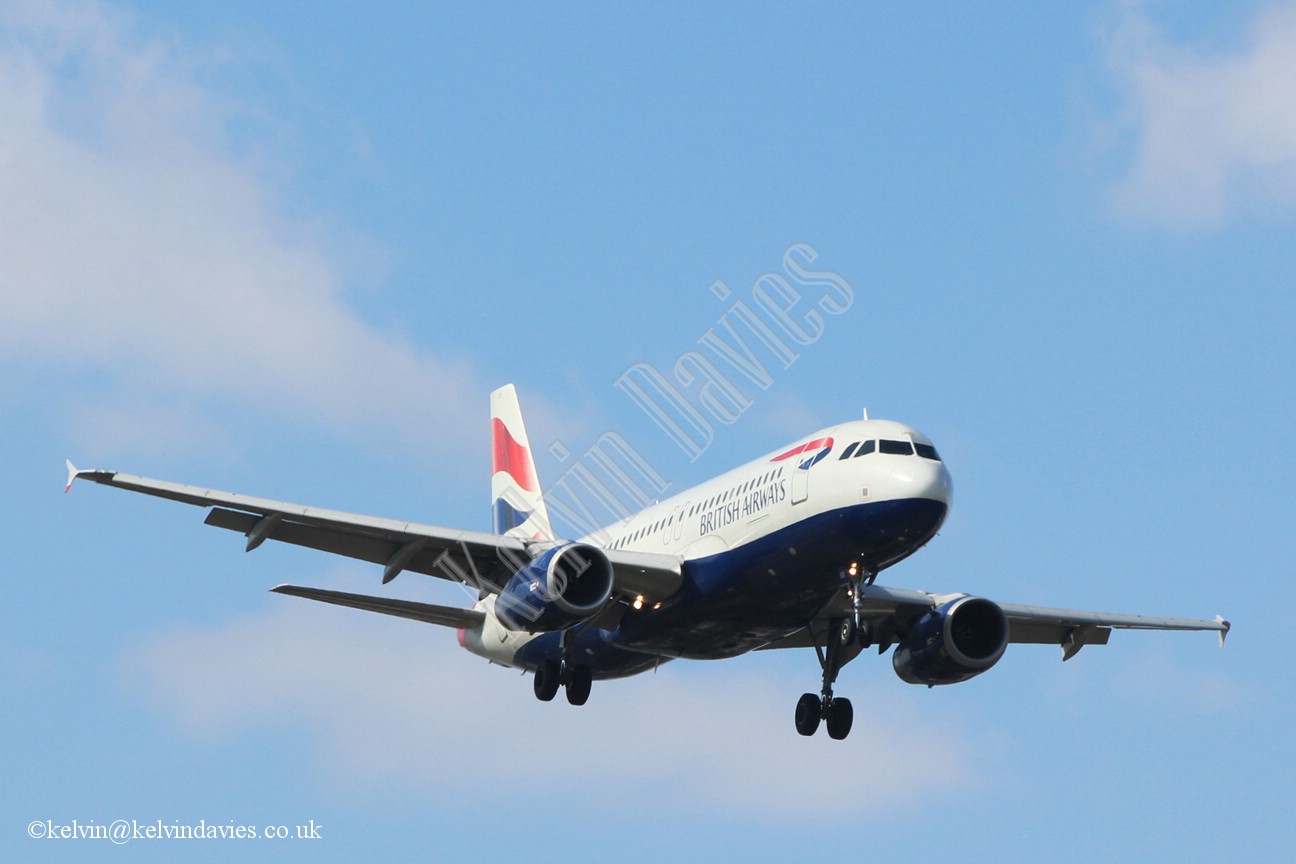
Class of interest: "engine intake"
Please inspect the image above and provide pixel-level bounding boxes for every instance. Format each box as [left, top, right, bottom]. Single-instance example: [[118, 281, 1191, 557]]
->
[[893, 595, 1008, 686], [495, 543, 614, 633]]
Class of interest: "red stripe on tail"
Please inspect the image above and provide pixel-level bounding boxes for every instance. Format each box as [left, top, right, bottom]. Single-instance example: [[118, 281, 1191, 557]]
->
[[491, 417, 538, 492]]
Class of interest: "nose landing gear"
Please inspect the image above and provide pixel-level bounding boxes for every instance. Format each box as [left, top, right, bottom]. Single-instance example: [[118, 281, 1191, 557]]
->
[[795, 614, 860, 740], [845, 564, 876, 648], [794, 566, 877, 739]]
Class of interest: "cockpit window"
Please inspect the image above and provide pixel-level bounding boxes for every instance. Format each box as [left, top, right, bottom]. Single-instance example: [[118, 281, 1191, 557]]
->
[[839, 442, 860, 459], [914, 442, 941, 461], [853, 440, 875, 457], [879, 439, 914, 456]]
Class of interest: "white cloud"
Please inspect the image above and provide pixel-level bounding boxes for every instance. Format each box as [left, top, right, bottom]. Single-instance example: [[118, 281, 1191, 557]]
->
[[0, 0, 482, 461], [1110, 646, 1248, 712], [123, 597, 972, 818], [1103, 2, 1296, 228]]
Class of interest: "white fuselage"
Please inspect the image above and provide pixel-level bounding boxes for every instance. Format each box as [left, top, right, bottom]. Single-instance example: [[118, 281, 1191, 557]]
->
[[591, 418, 950, 560], [461, 419, 952, 668]]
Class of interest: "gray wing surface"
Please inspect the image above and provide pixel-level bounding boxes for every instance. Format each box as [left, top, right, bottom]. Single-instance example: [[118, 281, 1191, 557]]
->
[[67, 465, 683, 601], [761, 584, 1229, 659]]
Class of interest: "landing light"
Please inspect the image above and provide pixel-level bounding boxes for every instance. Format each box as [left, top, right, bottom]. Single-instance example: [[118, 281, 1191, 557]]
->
[[848, 562, 859, 578], [632, 595, 645, 610]]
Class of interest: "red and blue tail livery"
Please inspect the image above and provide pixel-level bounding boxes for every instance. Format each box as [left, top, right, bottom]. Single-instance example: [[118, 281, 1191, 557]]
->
[[490, 384, 553, 541], [66, 385, 1229, 740]]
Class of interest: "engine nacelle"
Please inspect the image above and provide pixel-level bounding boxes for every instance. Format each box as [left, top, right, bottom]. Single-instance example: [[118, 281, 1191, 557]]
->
[[893, 595, 1008, 686], [495, 543, 614, 633]]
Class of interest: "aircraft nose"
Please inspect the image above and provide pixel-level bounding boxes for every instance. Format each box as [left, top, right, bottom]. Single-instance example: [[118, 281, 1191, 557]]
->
[[887, 456, 952, 506]]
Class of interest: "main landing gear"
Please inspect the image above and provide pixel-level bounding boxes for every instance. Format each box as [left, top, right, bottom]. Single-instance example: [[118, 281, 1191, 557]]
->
[[796, 568, 875, 740], [532, 660, 592, 705], [795, 615, 858, 739], [533, 628, 592, 706]]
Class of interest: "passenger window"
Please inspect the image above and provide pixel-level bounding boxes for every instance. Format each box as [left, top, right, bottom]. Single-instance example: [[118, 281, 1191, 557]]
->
[[854, 440, 876, 457], [840, 442, 860, 460], [879, 439, 913, 455], [914, 443, 941, 461]]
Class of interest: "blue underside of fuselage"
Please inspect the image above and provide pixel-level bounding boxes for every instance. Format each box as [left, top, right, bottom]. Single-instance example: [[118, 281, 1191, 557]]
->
[[511, 496, 947, 679]]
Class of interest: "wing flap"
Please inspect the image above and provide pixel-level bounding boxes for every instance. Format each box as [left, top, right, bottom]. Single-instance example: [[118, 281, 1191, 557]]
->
[[1007, 619, 1111, 646]]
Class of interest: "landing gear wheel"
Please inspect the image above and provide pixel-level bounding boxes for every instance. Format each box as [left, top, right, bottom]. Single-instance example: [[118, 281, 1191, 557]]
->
[[797, 616, 862, 739], [565, 664, 592, 706], [826, 697, 853, 740], [839, 618, 874, 646], [794, 693, 821, 736], [533, 660, 560, 702]]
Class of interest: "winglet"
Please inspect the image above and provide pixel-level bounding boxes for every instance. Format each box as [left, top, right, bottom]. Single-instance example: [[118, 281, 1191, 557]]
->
[[1216, 615, 1231, 648], [65, 461, 114, 493]]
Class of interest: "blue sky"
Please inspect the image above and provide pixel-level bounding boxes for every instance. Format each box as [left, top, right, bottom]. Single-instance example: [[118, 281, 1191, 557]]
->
[[3, 0, 1293, 860]]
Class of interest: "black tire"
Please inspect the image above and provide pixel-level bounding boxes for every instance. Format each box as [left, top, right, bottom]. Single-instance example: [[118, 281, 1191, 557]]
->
[[565, 664, 592, 706], [533, 660, 560, 702], [794, 692, 821, 736], [838, 619, 855, 647], [826, 697, 853, 740], [856, 620, 873, 649]]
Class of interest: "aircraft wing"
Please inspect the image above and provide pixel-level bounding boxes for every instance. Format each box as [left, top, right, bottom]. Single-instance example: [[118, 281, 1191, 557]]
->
[[65, 464, 683, 601], [760, 584, 1230, 659]]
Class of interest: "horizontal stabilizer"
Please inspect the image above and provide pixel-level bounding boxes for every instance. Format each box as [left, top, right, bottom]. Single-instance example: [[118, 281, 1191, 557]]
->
[[271, 585, 485, 630]]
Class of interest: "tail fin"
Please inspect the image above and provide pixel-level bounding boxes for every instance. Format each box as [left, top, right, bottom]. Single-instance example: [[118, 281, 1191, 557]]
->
[[490, 384, 554, 540]]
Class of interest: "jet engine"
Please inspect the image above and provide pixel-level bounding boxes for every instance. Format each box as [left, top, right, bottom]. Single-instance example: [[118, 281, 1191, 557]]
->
[[893, 595, 1008, 685], [495, 543, 614, 633]]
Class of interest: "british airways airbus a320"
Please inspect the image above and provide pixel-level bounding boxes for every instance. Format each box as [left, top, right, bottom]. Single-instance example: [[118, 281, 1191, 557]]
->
[[66, 385, 1228, 739]]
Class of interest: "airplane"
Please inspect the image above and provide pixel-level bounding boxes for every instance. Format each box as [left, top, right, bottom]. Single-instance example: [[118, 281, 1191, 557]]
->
[[65, 384, 1229, 739]]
